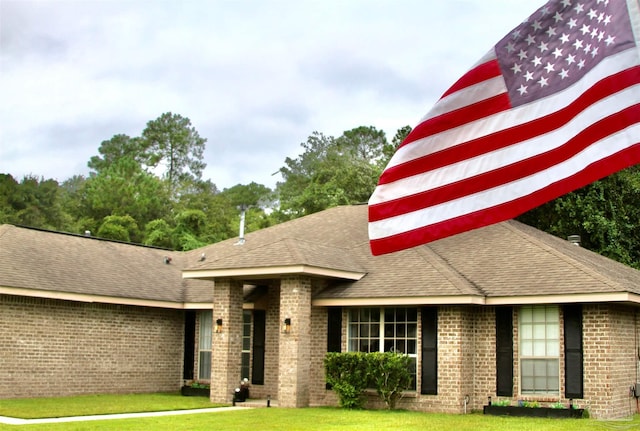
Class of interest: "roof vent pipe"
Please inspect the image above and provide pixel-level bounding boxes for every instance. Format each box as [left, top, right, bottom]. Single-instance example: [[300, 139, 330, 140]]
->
[[84, 230, 91, 237], [234, 205, 247, 246], [567, 234, 581, 246]]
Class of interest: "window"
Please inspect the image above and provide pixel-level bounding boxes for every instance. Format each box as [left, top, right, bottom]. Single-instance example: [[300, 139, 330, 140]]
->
[[198, 310, 212, 380], [241, 310, 252, 380], [519, 305, 559, 395], [348, 307, 418, 390]]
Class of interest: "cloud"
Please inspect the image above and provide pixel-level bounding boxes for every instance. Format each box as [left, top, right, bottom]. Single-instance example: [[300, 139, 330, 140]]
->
[[0, 0, 542, 188]]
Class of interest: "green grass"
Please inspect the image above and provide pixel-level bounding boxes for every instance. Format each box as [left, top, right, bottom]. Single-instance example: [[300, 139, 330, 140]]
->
[[0, 392, 219, 419], [0, 394, 639, 431]]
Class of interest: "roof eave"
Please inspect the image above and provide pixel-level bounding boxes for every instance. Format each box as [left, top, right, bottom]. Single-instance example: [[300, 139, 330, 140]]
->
[[182, 265, 366, 281]]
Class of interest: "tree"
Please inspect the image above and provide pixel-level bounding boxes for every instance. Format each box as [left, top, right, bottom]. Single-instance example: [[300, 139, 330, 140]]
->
[[88, 134, 143, 174], [83, 157, 170, 229], [518, 165, 640, 269], [275, 127, 389, 217], [97, 214, 140, 243], [141, 112, 207, 197]]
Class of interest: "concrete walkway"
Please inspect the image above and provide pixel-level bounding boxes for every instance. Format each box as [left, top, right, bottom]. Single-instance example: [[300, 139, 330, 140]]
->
[[0, 406, 250, 425]]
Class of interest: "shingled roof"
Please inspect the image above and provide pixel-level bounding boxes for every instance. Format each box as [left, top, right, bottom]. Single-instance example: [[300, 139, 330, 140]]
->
[[184, 205, 640, 306], [0, 224, 211, 306], [3, 205, 640, 308]]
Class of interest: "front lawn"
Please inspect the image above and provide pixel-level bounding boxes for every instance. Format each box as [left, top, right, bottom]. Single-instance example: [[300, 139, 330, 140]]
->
[[0, 392, 218, 419], [0, 394, 638, 431]]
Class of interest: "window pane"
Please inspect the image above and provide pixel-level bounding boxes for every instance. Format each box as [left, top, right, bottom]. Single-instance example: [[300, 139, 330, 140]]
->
[[546, 324, 559, 339], [384, 340, 393, 352], [521, 341, 533, 356], [396, 323, 406, 337], [384, 309, 394, 321], [521, 359, 534, 376], [199, 311, 212, 350], [521, 324, 532, 339], [533, 323, 545, 339], [547, 341, 559, 356], [407, 324, 417, 338], [533, 340, 546, 356], [533, 307, 546, 323], [199, 351, 211, 379], [521, 307, 532, 323], [407, 308, 418, 321], [384, 323, 394, 338], [361, 324, 369, 337], [407, 339, 416, 354]]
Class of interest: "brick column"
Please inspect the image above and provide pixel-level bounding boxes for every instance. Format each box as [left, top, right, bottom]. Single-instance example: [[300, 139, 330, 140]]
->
[[210, 278, 243, 403], [278, 275, 312, 407]]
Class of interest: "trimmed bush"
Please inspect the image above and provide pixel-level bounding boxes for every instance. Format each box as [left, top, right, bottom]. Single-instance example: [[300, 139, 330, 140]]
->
[[324, 352, 369, 409], [324, 351, 413, 410], [368, 351, 412, 409]]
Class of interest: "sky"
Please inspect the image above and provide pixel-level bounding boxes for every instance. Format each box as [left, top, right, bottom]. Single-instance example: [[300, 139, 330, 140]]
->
[[0, 0, 544, 190]]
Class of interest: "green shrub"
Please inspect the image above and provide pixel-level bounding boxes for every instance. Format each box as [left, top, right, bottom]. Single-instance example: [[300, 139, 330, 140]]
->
[[325, 351, 413, 410], [324, 352, 369, 409], [367, 351, 413, 409]]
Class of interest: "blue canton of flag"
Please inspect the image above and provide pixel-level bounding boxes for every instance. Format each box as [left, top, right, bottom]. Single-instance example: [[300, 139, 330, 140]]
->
[[498, 0, 635, 106]]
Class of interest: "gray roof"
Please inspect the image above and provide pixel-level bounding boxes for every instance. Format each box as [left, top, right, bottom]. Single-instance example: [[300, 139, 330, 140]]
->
[[0, 224, 211, 304], [2, 205, 640, 307]]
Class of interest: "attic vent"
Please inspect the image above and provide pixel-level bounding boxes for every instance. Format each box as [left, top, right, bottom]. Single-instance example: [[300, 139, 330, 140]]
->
[[164, 256, 172, 264], [567, 235, 581, 246]]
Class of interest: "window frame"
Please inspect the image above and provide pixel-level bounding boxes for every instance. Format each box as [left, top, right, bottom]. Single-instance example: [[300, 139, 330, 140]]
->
[[197, 310, 213, 381], [518, 305, 560, 396], [347, 307, 418, 390]]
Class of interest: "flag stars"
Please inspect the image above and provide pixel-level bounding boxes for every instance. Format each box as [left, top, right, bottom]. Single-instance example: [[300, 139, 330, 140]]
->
[[573, 39, 584, 50], [532, 56, 542, 66], [587, 8, 598, 19], [517, 84, 528, 95], [560, 33, 570, 43], [537, 76, 549, 87], [526, 34, 536, 45], [524, 71, 534, 81], [566, 53, 576, 65], [546, 26, 557, 37], [544, 62, 555, 73], [552, 47, 563, 58], [538, 41, 549, 52], [559, 68, 570, 79], [575, 3, 585, 14], [568, 18, 578, 29], [553, 12, 563, 23], [580, 24, 591, 35], [605, 35, 615, 45], [518, 49, 528, 60], [511, 63, 523, 74], [532, 20, 543, 31]]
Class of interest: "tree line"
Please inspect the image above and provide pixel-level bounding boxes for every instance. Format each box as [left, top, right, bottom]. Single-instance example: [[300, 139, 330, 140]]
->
[[1, 112, 638, 268]]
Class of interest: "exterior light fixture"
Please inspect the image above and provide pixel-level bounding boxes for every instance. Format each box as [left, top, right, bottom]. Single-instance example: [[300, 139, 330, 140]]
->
[[215, 318, 223, 333], [283, 318, 291, 334]]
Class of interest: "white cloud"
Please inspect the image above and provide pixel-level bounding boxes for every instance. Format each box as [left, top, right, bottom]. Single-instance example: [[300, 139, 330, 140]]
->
[[0, 0, 542, 188]]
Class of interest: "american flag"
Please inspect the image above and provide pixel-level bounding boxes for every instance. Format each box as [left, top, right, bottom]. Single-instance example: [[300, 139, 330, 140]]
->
[[368, 0, 640, 256]]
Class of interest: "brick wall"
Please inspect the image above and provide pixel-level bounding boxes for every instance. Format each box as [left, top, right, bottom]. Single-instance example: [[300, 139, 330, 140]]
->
[[472, 307, 495, 411], [583, 304, 638, 419], [0, 294, 184, 399], [278, 275, 312, 407]]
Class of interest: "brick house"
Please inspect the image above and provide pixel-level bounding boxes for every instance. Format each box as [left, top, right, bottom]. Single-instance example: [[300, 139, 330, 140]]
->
[[1, 205, 639, 419]]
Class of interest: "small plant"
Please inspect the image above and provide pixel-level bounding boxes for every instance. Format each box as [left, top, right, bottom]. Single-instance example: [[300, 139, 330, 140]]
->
[[551, 401, 566, 409], [367, 351, 413, 410], [324, 352, 369, 409], [189, 381, 210, 389], [522, 400, 540, 408], [492, 398, 511, 407]]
